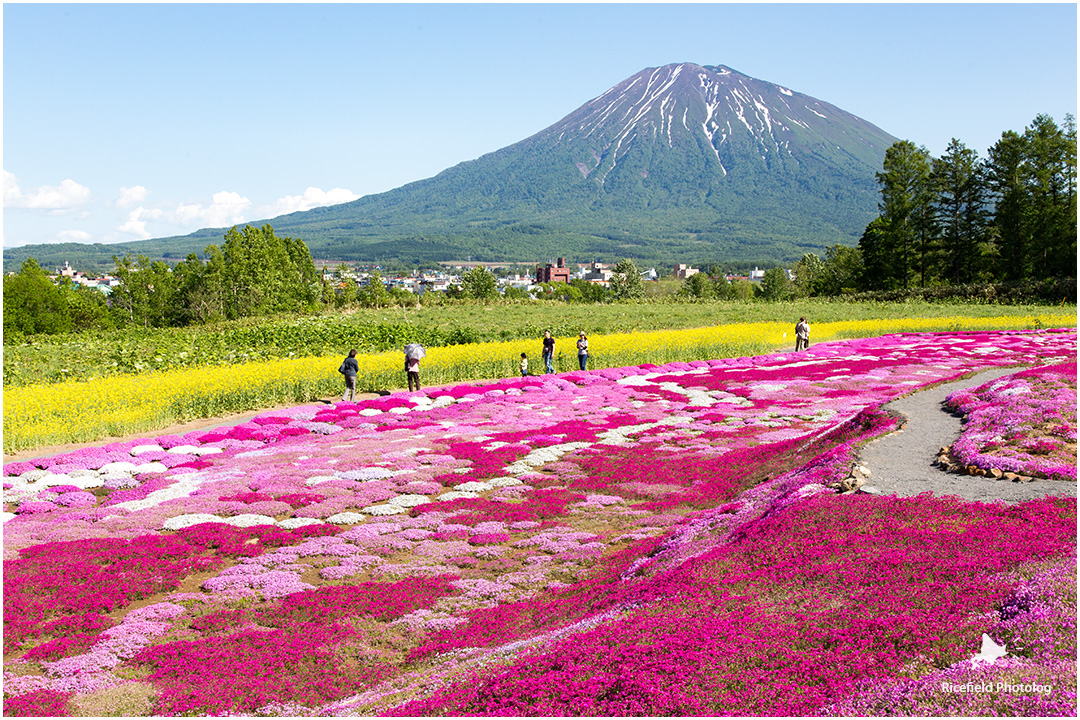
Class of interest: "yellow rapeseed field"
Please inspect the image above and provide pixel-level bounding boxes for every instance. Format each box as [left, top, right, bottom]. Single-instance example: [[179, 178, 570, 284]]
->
[[4, 314, 1073, 453]]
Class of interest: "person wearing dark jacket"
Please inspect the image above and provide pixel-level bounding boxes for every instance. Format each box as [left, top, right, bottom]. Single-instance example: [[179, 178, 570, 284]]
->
[[339, 349, 359, 401], [542, 331, 555, 374]]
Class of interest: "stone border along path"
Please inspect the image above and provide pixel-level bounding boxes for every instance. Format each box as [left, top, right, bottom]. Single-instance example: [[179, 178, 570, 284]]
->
[[857, 366, 1076, 504]]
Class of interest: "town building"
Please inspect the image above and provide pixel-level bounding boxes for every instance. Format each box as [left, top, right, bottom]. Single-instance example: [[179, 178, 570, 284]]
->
[[673, 264, 699, 279], [535, 257, 572, 284]]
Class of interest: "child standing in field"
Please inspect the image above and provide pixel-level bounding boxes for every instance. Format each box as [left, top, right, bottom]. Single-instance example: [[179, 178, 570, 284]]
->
[[339, 349, 359, 402], [520, 352, 529, 377]]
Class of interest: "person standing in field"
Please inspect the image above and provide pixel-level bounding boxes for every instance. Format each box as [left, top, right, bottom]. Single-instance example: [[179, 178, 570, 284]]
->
[[405, 352, 421, 391], [520, 352, 529, 377], [542, 331, 555, 374], [795, 317, 810, 351], [576, 331, 589, 370], [339, 349, 359, 401]]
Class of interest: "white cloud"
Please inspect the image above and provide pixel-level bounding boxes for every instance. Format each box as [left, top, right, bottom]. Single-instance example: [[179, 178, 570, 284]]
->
[[111, 190, 251, 241], [3, 170, 91, 210], [58, 229, 93, 243], [116, 186, 149, 208], [272, 186, 359, 215], [117, 207, 161, 239], [174, 190, 251, 227]]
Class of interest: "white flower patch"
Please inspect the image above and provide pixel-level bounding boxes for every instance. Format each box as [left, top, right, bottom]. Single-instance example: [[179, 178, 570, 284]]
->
[[162, 513, 221, 531], [360, 408, 383, 417], [750, 383, 788, 393], [596, 415, 693, 447], [109, 472, 207, 512], [2, 512, 16, 523], [16, 469, 49, 483], [488, 477, 524, 487], [454, 481, 493, 492], [361, 504, 406, 516], [65, 475, 107, 490], [482, 441, 511, 451], [304, 475, 338, 487], [278, 517, 326, 529], [129, 444, 164, 455], [99, 461, 140, 475], [430, 396, 455, 409], [237, 448, 280, 458], [326, 512, 368, 524], [503, 442, 592, 475], [713, 392, 753, 407], [437, 491, 479, 502], [387, 494, 431, 508], [338, 467, 404, 482], [131, 462, 168, 474], [192, 447, 223, 456], [167, 445, 201, 455], [221, 514, 277, 528], [618, 368, 706, 387], [98, 472, 135, 486], [389, 407, 412, 415], [3, 484, 39, 504]]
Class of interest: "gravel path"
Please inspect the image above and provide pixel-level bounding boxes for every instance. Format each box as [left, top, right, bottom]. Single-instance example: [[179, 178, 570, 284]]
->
[[857, 367, 1076, 504]]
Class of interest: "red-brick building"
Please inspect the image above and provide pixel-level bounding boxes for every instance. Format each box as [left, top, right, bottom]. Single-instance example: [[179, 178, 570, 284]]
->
[[535, 257, 572, 284]]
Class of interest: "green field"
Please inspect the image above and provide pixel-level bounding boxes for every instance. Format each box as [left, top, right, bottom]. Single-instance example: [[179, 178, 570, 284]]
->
[[4, 298, 1074, 388]]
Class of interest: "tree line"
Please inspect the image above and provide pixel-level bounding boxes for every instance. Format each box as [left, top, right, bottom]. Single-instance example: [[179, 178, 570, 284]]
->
[[861, 113, 1075, 290], [4, 225, 321, 337]]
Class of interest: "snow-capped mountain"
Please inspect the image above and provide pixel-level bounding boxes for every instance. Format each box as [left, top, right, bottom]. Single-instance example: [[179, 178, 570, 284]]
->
[[545, 63, 892, 187]]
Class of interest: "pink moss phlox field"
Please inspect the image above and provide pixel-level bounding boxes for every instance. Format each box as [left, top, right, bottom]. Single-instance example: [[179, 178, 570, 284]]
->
[[946, 361, 1077, 480], [2, 330, 1077, 716]]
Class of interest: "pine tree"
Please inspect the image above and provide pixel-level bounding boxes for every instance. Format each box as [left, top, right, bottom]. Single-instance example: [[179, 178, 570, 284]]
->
[[986, 130, 1029, 280], [875, 141, 936, 289], [932, 139, 989, 284]]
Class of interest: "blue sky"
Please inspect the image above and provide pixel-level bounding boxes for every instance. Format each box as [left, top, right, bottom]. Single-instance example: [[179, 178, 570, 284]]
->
[[4, 3, 1076, 250]]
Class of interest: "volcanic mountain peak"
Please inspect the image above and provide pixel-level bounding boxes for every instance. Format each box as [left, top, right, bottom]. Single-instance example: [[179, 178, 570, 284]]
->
[[545, 62, 889, 184]]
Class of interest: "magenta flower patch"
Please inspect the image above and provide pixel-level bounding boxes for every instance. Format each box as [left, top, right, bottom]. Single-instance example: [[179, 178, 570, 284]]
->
[[946, 361, 1077, 480], [2, 330, 1076, 716]]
